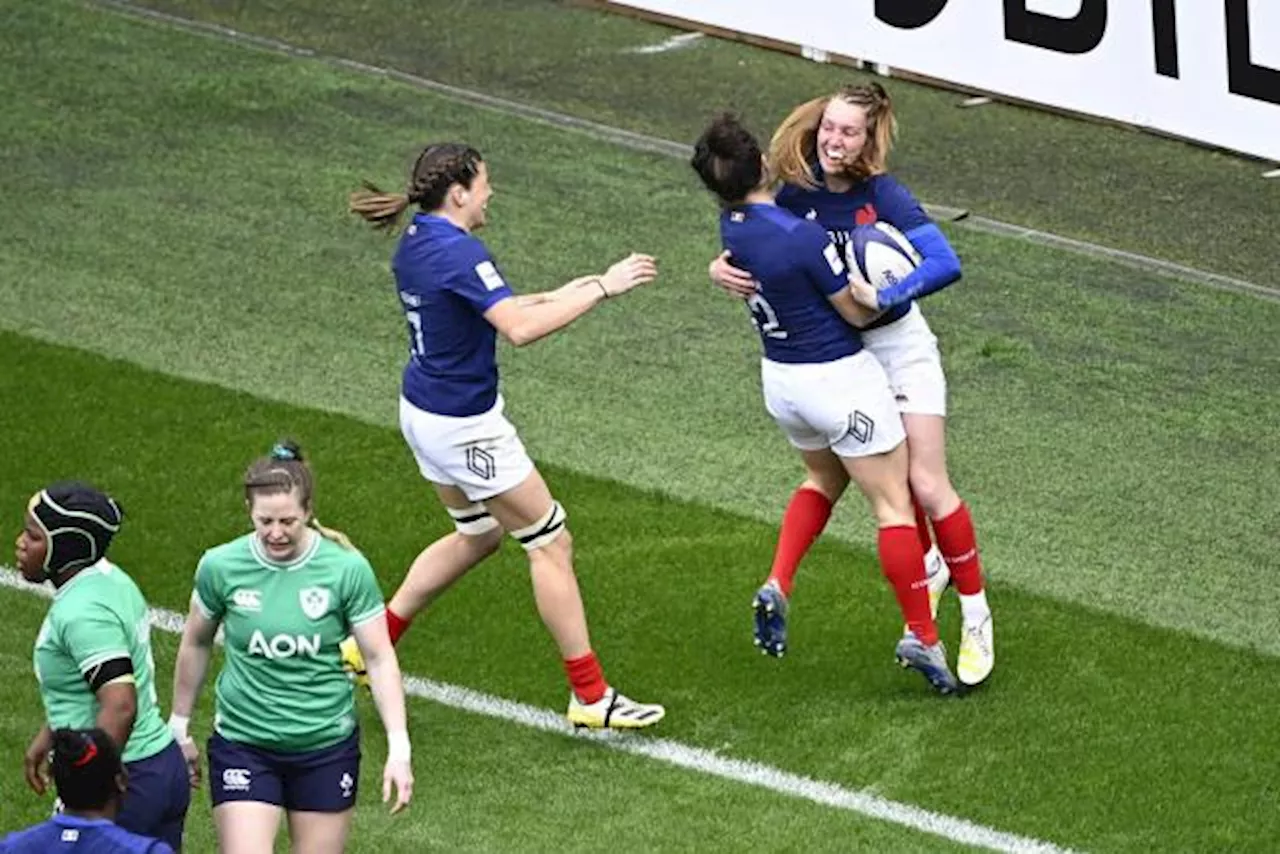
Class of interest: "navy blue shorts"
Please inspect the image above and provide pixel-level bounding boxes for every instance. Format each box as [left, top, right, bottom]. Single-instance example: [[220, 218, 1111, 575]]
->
[[208, 730, 361, 813], [116, 739, 192, 852]]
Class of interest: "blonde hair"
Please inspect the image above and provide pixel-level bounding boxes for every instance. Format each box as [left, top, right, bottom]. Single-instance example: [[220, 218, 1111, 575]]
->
[[769, 82, 897, 189]]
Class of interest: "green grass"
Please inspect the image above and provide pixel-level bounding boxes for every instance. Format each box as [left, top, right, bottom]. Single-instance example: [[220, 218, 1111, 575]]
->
[[2, 2, 1280, 851], [127, 0, 1280, 288], [1, 0, 1278, 659], [4, 331, 1280, 852]]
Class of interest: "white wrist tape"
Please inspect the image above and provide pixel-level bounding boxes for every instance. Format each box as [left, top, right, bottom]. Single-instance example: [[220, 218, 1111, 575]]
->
[[387, 730, 411, 762], [168, 714, 191, 743]]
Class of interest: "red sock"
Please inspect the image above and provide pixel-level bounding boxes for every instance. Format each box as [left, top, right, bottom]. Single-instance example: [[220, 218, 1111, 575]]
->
[[933, 502, 984, 595], [767, 487, 833, 597], [385, 607, 411, 645], [878, 525, 937, 645], [564, 652, 607, 705], [912, 495, 934, 553]]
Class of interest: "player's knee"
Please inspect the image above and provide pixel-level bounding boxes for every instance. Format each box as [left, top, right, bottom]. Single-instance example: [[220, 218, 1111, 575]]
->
[[908, 467, 955, 517], [465, 525, 504, 559], [510, 501, 568, 553]]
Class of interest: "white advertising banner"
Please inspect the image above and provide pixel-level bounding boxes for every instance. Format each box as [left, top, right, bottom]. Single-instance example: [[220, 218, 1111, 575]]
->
[[603, 1, 1280, 162]]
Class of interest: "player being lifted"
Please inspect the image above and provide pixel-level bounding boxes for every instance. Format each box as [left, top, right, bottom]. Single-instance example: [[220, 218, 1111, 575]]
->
[[169, 442, 413, 854], [15, 482, 191, 850], [346, 142, 665, 729], [692, 112, 959, 694], [709, 83, 994, 686]]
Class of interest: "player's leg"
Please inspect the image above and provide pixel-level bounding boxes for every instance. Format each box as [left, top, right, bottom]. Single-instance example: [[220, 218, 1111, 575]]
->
[[208, 733, 285, 853], [827, 350, 956, 694], [752, 449, 848, 657], [281, 731, 361, 854], [902, 412, 993, 686], [482, 468, 663, 730], [383, 483, 504, 644], [286, 810, 354, 854], [861, 308, 952, 610]]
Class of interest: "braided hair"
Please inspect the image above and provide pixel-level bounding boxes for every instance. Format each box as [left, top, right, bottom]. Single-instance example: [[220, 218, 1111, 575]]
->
[[349, 143, 484, 231], [51, 728, 124, 812]]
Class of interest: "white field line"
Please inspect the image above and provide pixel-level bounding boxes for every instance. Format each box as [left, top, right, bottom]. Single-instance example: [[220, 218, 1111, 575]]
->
[[93, 0, 1279, 301], [0, 568, 1077, 853], [623, 32, 704, 54]]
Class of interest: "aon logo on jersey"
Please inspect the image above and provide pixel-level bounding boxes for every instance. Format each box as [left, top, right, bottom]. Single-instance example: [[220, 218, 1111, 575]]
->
[[248, 630, 322, 659]]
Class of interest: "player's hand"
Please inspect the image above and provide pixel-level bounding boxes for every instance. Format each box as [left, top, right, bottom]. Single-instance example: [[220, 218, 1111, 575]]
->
[[179, 737, 203, 788], [383, 758, 414, 814], [847, 267, 881, 310], [709, 251, 757, 298], [600, 253, 658, 297], [23, 729, 52, 796]]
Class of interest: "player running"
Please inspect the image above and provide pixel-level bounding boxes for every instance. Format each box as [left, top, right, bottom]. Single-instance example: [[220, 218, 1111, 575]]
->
[[3, 727, 174, 853], [709, 83, 994, 686], [169, 442, 413, 854], [345, 142, 665, 729], [692, 113, 959, 694], [16, 483, 190, 850]]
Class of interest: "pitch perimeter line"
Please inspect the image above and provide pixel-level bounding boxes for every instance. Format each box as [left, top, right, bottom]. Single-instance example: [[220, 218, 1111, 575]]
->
[[94, 0, 1278, 302], [0, 568, 1076, 854]]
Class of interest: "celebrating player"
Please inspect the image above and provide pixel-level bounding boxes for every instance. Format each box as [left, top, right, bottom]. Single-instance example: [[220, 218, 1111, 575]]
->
[[168, 442, 412, 854], [346, 142, 665, 729], [692, 113, 959, 694], [709, 83, 994, 686], [3, 727, 174, 853], [15, 483, 190, 850]]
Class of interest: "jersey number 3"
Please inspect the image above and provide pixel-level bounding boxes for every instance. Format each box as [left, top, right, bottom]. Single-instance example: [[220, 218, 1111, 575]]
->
[[748, 293, 788, 340]]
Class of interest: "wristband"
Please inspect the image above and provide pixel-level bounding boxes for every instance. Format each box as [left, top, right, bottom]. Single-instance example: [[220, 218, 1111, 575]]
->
[[387, 729, 411, 762], [596, 279, 609, 299], [168, 714, 191, 743]]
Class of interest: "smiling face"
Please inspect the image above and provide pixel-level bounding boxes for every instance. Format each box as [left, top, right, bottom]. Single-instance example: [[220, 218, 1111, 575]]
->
[[815, 97, 869, 178], [248, 488, 311, 563]]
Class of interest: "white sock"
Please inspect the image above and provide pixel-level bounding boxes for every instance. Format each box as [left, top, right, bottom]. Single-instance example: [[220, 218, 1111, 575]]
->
[[959, 590, 990, 625]]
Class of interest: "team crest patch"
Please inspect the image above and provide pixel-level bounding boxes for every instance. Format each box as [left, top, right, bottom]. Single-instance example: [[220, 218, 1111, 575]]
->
[[299, 587, 331, 620]]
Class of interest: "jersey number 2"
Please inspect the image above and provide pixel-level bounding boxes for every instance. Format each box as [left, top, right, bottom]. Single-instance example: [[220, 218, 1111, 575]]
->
[[748, 293, 788, 340]]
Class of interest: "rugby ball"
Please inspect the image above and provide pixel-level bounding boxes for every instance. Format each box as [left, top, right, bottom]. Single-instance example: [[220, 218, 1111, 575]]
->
[[849, 222, 921, 290]]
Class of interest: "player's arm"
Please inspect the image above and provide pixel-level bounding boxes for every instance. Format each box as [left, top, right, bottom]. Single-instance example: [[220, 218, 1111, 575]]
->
[[801, 227, 879, 328], [62, 611, 139, 750], [511, 276, 604, 307], [484, 254, 657, 347], [347, 559, 413, 813], [865, 178, 961, 310], [169, 558, 223, 749], [709, 251, 758, 298]]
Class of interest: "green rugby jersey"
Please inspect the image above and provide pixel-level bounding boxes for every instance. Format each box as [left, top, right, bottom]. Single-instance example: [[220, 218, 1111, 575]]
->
[[193, 531, 385, 752], [33, 560, 173, 764]]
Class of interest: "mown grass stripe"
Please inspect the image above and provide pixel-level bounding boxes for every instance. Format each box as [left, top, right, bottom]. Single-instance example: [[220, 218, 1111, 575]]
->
[[94, 0, 1278, 298], [0, 567, 1077, 854]]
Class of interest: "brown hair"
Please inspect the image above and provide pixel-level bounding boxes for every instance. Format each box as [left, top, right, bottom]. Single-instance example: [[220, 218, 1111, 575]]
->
[[769, 82, 897, 189], [244, 440, 353, 549], [348, 143, 484, 232], [691, 113, 766, 205]]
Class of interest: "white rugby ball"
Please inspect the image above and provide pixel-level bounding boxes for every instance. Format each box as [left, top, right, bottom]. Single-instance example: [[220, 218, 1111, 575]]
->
[[849, 222, 921, 290]]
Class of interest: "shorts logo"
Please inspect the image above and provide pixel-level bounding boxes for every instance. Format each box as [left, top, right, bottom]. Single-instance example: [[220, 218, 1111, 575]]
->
[[848, 411, 875, 444], [466, 446, 496, 481], [233, 589, 263, 612], [222, 768, 252, 792], [299, 587, 331, 620], [340, 772, 355, 799]]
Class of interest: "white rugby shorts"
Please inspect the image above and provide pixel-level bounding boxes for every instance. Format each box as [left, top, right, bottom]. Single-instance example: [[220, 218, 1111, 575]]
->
[[761, 350, 906, 459], [860, 303, 947, 417], [399, 395, 535, 501]]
